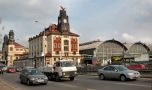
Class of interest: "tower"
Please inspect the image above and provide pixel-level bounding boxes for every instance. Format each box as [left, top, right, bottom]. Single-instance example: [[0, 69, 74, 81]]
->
[[8, 30, 15, 44], [57, 6, 70, 33]]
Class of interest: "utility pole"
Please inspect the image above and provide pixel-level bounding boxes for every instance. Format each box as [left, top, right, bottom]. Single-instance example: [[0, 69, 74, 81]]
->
[[35, 21, 47, 66]]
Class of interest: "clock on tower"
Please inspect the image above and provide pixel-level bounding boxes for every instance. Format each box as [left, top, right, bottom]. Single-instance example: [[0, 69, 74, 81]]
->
[[63, 19, 67, 23], [58, 6, 70, 33]]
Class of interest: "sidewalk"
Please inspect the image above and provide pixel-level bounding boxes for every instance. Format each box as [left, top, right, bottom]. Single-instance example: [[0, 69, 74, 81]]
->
[[0, 78, 15, 90]]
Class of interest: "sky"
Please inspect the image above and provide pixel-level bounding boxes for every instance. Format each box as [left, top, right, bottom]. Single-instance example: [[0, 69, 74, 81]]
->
[[1, 0, 152, 48]]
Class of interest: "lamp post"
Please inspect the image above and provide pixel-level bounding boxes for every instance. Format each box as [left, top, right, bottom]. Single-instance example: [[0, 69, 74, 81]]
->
[[35, 21, 47, 66]]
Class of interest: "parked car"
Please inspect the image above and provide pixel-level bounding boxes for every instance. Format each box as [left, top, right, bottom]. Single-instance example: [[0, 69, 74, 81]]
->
[[16, 67, 23, 72], [97, 65, 140, 81], [0, 66, 4, 74], [7, 67, 16, 73], [19, 67, 48, 85], [127, 64, 145, 69]]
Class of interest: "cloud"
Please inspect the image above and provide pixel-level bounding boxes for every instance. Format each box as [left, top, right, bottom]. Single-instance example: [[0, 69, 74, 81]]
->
[[1, 0, 152, 48], [121, 33, 135, 42]]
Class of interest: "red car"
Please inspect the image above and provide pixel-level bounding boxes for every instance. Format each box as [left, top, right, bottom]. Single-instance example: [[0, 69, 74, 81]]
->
[[7, 67, 16, 73], [127, 64, 145, 69]]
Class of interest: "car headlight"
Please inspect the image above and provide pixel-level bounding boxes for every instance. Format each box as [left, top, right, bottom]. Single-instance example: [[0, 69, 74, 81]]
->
[[128, 73, 134, 76], [62, 72, 66, 75]]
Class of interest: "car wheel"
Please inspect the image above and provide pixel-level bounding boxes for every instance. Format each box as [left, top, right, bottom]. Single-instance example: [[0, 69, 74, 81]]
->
[[55, 74, 60, 82], [99, 74, 105, 80], [70, 77, 74, 81], [20, 79, 23, 84], [120, 75, 126, 81], [27, 79, 31, 85], [48, 76, 53, 81]]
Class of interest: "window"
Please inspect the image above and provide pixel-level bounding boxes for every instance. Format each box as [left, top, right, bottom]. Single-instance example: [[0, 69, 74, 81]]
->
[[64, 40, 69, 45], [103, 66, 111, 71], [58, 44, 61, 48], [56, 51, 59, 55], [64, 46, 69, 51], [10, 47, 13, 51], [16, 57, 19, 59], [104, 66, 115, 71]]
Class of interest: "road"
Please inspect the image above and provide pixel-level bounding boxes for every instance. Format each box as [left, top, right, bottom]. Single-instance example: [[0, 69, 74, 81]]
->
[[0, 72, 151, 90]]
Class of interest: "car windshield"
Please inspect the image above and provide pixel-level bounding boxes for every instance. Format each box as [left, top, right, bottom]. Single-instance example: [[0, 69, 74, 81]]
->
[[115, 65, 129, 71], [61, 61, 74, 67], [28, 69, 43, 75]]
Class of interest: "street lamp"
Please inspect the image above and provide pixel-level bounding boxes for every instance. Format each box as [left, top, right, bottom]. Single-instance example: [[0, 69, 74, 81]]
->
[[35, 21, 47, 66]]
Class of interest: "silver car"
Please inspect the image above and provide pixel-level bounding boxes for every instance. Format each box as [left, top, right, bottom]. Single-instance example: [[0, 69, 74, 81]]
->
[[19, 67, 48, 85], [97, 65, 140, 81]]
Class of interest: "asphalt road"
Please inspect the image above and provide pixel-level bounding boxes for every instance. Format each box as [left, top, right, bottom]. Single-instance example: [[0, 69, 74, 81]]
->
[[0, 72, 151, 90]]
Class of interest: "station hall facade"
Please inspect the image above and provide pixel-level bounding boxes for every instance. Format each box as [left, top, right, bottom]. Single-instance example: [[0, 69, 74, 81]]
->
[[80, 39, 152, 66]]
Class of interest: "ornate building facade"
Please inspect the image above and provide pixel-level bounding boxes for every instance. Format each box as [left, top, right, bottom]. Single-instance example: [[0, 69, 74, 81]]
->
[[2, 30, 28, 66], [29, 7, 80, 67]]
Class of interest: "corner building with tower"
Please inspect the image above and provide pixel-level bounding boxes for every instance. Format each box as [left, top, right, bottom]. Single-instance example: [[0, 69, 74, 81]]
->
[[28, 7, 81, 67], [2, 30, 28, 66]]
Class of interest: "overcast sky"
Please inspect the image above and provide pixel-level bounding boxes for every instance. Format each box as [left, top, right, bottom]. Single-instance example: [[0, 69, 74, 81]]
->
[[0, 0, 152, 48]]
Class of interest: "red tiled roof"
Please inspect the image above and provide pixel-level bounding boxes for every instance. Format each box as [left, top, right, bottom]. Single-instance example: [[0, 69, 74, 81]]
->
[[14, 42, 25, 48], [29, 24, 79, 41]]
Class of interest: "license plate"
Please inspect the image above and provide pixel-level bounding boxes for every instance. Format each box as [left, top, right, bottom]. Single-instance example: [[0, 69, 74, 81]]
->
[[37, 79, 44, 82]]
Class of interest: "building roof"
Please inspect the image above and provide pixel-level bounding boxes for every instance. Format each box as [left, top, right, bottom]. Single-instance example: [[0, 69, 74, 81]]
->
[[80, 40, 102, 50], [29, 24, 79, 41], [103, 39, 128, 50], [14, 42, 25, 48], [122, 42, 133, 49], [147, 43, 152, 51], [132, 42, 151, 51]]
